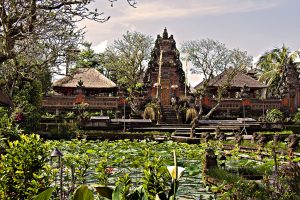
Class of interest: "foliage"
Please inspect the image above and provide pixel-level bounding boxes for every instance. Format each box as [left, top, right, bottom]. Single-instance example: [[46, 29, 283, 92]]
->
[[143, 107, 156, 121], [186, 108, 197, 123], [292, 110, 300, 124], [73, 185, 94, 200], [143, 101, 161, 121], [32, 187, 55, 200], [74, 42, 105, 73], [100, 31, 153, 90], [142, 149, 170, 200], [181, 39, 252, 80], [0, 0, 136, 132], [100, 31, 153, 114], [257, 45, 300, 96], [275, 162, 300, 199], [181, 39, 252, 119], [12, 80, 43, 131], [266, 108, 283, 123], [0, 134, 53, 199], [42, 112, 57, 119], [0, 107, 21, 141], [95, 153, 111, 185]]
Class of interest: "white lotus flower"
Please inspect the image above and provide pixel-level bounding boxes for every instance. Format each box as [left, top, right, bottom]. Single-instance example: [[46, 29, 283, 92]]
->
[[167, 166, 185, 181]]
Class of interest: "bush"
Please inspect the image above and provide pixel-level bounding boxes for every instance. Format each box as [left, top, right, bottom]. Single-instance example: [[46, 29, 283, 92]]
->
[[266, 108, 283, 123], [0, 134, 53, 199], [293, 111, 300, 124]]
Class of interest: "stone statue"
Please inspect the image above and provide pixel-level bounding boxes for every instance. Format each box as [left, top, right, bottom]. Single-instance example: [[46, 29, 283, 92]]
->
[[251, 132, 258, 144], [204, 132, 213, 143], [203, 148, 218, 173], [218, 132, 226, 141], [257, 135, 267, 147], [234, 132, 243, 145], [273, 133, 280, 146], [287, 134, 299, 157]]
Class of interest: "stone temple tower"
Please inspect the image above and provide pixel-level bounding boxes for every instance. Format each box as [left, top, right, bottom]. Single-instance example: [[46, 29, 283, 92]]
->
[[143, 28, 186, 106]]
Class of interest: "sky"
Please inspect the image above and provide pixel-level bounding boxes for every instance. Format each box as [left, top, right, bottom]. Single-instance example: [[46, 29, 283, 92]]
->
[[77, 0, 300, 86]]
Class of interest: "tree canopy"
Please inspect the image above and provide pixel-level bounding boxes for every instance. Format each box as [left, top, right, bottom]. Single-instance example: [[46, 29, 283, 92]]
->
[[181, 38, 252, 81], [257, 45, 300, 96], [181, 38, 253, 119], [99, 31, 154, 92], [0, 0, 136, 130]]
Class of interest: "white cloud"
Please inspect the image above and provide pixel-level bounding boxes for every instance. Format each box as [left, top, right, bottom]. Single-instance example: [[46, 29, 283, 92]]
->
[[114, 0, 284, 22], [92, 40, 108, 53]]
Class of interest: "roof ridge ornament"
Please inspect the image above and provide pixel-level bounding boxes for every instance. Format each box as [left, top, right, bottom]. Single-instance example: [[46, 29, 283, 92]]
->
[[163, 27, 168, 39]]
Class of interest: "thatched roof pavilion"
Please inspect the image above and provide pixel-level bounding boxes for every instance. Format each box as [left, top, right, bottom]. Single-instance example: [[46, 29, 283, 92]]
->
[[53, 68, 117, 95], [194, 70, 267, 98]]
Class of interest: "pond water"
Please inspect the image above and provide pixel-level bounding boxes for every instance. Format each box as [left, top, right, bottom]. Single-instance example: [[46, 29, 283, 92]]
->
[[50, 139, 216, 199]]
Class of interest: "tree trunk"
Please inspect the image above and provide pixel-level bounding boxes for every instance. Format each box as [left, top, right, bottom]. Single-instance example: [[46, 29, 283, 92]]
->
[[198, 95, 203, 117], [204, 101, 220, 119]]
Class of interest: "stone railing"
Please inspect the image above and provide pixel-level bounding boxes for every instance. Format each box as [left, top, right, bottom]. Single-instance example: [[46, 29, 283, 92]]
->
[[42, 95, 119, 110], [209, 98, 283, 111]]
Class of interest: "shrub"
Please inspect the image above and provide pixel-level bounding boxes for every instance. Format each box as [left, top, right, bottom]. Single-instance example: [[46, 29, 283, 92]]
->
[[0, 134, 53, 199], [186, 108, 197, 123], [293, 111, 300, 124], [266, 108, 283, 123]]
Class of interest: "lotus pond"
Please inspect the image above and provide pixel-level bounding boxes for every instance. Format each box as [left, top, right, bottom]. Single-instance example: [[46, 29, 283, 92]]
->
[[48, 139, 295, 199]]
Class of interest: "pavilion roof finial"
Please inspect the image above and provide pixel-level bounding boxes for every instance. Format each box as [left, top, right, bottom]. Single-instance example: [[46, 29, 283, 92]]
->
[[163, 27, 168, 39]]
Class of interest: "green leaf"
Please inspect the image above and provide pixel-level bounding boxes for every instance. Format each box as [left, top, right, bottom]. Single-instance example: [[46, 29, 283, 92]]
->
[[86, 149, 96, 154], [32, 187, 55, 200], [112, 184, 122, 200], [73, 185, 94, 200], [128, 186, 148, 200], [95, 186, 113, 199]]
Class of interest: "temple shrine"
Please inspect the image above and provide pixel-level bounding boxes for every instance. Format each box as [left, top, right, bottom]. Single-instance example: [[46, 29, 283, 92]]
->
[[42, 68, 119, 113], [143, 28, 186, 106]]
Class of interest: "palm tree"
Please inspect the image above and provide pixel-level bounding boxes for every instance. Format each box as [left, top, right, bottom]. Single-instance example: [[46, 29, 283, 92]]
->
[[257, 45, 300, 96]]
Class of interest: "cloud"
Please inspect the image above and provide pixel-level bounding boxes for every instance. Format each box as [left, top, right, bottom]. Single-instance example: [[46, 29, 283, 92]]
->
[[114, 0, 284, 22], [92, 40, 108, 53]]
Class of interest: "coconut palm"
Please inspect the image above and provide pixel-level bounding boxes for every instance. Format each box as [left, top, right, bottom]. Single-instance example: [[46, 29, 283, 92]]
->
[[257, 45, 300, 96]]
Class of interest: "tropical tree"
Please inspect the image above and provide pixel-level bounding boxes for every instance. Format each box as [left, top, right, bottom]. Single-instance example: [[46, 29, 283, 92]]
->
[[100, 31, 154, 115], [0, 0, 136, 131], [73, 42, 107, 75], [181, 39, 252, 119], [100, 31, 153, 89], [257, 45, 300, 96]]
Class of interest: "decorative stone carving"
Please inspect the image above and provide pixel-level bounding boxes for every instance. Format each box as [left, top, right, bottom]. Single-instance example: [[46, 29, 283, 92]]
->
[[204, 132, 213, 142], [234, 132, 243, 144], [251, 132, 258, 144], [287, 134, 299, 151], [203, 148, 218, 172], [257, 135, 267, 147]]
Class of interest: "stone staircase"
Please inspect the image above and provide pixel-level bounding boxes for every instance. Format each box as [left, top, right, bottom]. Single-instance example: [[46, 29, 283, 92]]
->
[[161, 105, 180, 124]]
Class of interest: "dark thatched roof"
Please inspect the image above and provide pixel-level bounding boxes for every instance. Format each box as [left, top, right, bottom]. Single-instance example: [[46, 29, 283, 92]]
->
[[53, 68, 117, 89], [194, 70, 267, 90], [0, 90, 12, 107]]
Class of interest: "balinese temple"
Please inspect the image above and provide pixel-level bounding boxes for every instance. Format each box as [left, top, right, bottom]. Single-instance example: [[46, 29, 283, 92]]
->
[[143, 28, 186, 106], [42, 68, 119, 113]]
